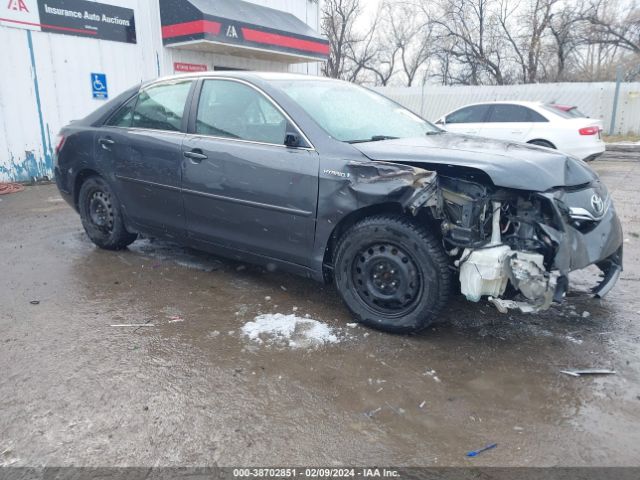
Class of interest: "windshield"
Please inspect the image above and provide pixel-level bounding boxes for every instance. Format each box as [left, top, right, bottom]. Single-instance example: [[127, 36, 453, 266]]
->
[[272, 79, 440, 143]]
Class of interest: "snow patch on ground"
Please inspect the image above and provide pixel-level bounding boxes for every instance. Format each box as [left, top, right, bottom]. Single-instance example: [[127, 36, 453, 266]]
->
[[241, 313, 340, 349]]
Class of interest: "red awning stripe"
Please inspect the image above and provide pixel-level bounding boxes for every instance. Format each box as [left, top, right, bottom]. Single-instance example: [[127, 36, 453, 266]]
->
[[162, 20, 221, 39], [161, 19, 328, 56], [241, 27, 329, 55]]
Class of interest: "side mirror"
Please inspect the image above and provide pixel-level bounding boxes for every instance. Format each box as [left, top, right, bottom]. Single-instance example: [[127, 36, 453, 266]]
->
[[285, 132, 300, 148], [435, 118, 445, 126]]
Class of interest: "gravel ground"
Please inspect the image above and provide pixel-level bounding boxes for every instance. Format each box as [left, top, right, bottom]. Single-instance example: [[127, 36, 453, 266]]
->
[[0, 157, 639, 467]]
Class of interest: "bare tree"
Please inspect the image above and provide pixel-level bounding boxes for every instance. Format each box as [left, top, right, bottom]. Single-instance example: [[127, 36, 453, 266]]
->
[[321, 0, 362, 78], [321, 0, 639, 84], [387, 2, 433, 86], [429, 0, 508, 85], [549, 3, 582, 80], [344, 13, 381, 83], [349, 2, 400, 86], [497, 0, 559, 83], [580, 0, 640, 55]]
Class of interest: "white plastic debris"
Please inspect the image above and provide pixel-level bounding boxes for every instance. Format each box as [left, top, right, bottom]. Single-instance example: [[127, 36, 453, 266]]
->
[[110, 324, 154, 327], [560, 369, 616, 377], [423, 369, 441, 382], [565, 335, 583, 345]]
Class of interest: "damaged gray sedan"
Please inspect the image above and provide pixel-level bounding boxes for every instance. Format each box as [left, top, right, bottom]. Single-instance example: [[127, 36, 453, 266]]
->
[[54, 72, 623, 333]]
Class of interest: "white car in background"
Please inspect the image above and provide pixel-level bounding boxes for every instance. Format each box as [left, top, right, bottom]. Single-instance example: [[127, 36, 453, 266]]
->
[[435, 101, 605, 161]]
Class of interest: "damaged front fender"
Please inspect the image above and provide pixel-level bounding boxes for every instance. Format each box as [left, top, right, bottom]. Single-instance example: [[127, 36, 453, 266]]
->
[[332, 160, 438, 212], [314, 159, 438, 278]]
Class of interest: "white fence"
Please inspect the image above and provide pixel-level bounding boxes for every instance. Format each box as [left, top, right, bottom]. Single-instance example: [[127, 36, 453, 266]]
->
[[374, 82, 640, 135]]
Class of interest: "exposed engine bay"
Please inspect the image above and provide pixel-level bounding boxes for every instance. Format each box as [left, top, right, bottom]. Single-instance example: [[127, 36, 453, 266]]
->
[[428, 175, 623, 313], [328, 157, 622, 315]]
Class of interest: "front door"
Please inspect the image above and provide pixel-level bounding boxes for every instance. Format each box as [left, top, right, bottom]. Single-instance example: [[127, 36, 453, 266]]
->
[[182, 79, 319, 267]]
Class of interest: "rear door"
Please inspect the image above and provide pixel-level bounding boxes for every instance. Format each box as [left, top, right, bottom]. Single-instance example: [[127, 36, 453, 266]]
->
[[100, 79, 195, 236], [482, 104, 537, 142], [442, 104, 491, 136], [181, 78, 319, 267]]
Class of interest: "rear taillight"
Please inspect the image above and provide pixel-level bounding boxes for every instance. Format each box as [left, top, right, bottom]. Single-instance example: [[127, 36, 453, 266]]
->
[[579, 126, 599, 136], [54, 134, 66, 154]]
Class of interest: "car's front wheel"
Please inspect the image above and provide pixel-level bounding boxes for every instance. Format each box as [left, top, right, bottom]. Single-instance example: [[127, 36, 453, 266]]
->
[[78, 176, 137, 250], [333, 215, 451, 334]]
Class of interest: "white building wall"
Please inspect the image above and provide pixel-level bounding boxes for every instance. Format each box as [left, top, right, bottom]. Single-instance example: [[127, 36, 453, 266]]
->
[[0, 0, 323, 181]]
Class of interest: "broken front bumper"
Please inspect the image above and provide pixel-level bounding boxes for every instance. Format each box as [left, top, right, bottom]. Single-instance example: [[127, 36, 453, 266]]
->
[[459, 192, 623, 313], [539, 189, 624, 284]]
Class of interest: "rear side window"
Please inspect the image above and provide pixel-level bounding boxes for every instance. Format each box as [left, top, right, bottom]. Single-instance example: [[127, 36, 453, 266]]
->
[[487, 104, 547, 123], [446, 105, 491, 124], [106, 97, 136, 127], [195, 80, 288, 145], [131, 81, 193, 132], [528, 108, 549, 122]]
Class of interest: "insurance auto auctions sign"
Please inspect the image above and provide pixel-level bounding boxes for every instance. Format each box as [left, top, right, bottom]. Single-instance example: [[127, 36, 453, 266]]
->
[[0, 0, 136, 43]]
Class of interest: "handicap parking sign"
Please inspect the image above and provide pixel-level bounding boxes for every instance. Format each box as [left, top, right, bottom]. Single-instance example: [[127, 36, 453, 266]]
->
[[91, 73, 108, 100]]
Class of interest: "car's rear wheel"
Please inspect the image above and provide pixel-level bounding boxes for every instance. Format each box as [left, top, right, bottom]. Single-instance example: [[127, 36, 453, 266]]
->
[[78, 176, 137, 250], [333, 215, 451, 334], [528, 139, 556, 149]]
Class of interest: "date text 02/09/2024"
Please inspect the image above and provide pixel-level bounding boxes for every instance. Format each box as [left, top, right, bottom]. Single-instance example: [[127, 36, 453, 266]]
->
[[232, 468, 401, 478]]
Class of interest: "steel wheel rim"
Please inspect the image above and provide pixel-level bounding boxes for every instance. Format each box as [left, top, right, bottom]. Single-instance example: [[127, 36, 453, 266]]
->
[[351, 242, 421, 317], [88, 190, 114, 233]]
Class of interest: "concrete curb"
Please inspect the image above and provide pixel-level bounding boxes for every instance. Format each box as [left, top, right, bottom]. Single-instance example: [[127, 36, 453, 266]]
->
[[605, 143, 640, 153], [601, 148, 639, 162]]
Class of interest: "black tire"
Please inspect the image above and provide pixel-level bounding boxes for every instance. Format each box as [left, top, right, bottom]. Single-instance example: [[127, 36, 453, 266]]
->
[[528, 139, 556, 149], [333, 215, 452, 334], [78, 176, 137, 250]]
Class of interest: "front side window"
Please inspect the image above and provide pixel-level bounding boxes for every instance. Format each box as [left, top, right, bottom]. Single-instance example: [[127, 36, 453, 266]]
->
[[131, 81, 193, 132], [196, 80, 288, 145], [446, 105, 491, 124], [273, 79, 439, 143]]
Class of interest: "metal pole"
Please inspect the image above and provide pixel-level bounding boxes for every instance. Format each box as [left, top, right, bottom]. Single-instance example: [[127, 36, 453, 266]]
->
[[609, 65, 623, 135], [420, 75, 427, 118]]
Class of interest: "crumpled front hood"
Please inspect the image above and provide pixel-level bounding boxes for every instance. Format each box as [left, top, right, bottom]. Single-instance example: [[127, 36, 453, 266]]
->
[[352, 133, 597, 191]]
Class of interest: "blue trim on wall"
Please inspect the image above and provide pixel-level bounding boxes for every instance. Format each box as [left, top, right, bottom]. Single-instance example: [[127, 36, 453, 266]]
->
[[26, 29, 53, 179]]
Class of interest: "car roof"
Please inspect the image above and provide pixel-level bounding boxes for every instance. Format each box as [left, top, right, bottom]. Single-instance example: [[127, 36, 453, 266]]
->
[[145, 71, 333, 86], [453, 100, 546, 108]]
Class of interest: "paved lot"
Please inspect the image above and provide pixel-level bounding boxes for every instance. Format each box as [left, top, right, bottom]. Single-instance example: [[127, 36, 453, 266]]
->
[[1, 157, 639, 467]]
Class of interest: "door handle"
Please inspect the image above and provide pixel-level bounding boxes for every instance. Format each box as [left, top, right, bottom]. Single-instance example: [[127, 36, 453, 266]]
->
[[184, 149, 208, 163], [98, 137, 115, 150]]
